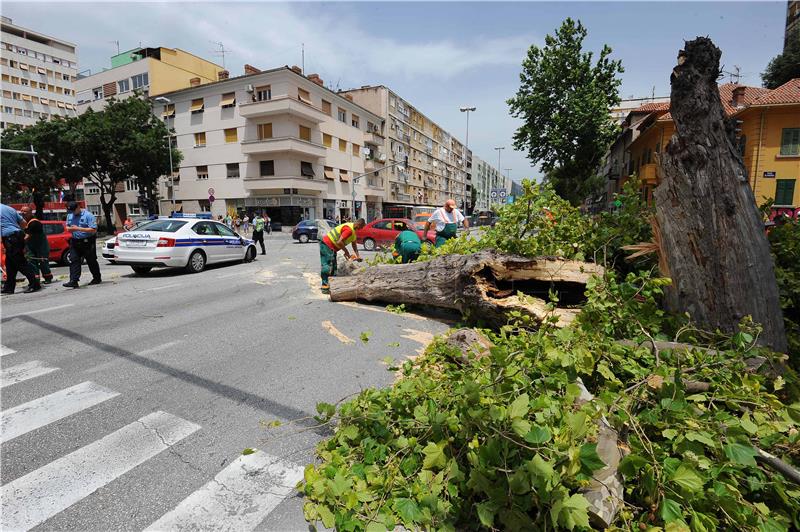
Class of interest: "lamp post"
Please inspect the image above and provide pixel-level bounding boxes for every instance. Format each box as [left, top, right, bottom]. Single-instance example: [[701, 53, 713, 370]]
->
[[460, 107, 476, 210], [154, 96, 175, 211], [494, 146, 504, 174]]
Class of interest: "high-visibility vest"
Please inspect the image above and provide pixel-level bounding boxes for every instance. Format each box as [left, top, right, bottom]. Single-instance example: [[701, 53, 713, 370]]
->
[[326, 222, 356, 248]]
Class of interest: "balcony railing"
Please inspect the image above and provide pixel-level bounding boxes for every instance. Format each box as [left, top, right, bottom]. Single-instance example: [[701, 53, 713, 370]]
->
[[240, 136, 326, 159], [367, 177, 384, 189], [239, 95, 328, 123]]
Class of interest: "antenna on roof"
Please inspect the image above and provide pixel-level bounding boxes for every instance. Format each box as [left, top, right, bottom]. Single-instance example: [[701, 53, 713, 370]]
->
[[210, 41, 230, 69], [721, 65, 741, 84], [110, 40, 120, 55], [301, 43, 304, 74]]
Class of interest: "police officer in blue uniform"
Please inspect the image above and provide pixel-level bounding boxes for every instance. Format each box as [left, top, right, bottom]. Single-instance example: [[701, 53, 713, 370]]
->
[[1, 202, 41, 294], [63, 201, 102, 288]]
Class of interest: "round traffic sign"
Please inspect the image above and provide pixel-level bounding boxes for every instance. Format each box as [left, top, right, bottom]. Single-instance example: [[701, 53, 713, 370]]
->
[[207, 187, 215, 196], [208, 195, 215, 203]]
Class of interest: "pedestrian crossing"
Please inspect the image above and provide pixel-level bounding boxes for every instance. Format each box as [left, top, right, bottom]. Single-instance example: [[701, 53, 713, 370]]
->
[[0, 344, 307, 531]]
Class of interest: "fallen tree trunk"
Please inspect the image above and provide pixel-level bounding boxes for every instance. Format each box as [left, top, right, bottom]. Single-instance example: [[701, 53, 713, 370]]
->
[[653, 37, 787, 352], [329, 251, 604, 327]]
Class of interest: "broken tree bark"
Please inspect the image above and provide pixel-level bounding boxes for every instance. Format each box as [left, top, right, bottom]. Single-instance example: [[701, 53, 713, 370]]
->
[[653, 37, 787, 352], [328, 251, 605, 327]]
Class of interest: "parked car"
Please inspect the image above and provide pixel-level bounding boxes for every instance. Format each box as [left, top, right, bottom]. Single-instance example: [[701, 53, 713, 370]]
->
[[113, 217, 257, 275], [102, 221, 148, 262], [292, 219, 336, 243], [41, 221, 72, 265], [357, 218, 436, 251]]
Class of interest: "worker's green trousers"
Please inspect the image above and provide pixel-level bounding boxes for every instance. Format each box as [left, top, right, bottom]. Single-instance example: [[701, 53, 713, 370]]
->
[[320, 241, 337, 286]]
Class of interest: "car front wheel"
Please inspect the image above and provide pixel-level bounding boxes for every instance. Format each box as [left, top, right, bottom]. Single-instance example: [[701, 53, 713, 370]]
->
[[298, 233, 310, 244], [363, 238, 376, 251], [185, 250, 206, 273]]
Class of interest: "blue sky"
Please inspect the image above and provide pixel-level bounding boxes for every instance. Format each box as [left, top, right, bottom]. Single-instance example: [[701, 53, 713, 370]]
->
[[4, 2, 789, 181]]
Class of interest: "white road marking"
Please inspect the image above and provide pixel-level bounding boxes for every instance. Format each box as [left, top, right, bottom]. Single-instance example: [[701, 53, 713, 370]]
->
[[0, 411, 200, 531], [143, 283, 183, 292], [0, 361, 59, 389], [0, 345, 17, 357], [0, 381, 120, 443], [145, 450, 304, 532], [137, 340, 181, 356], [2, 303, 75, 319]]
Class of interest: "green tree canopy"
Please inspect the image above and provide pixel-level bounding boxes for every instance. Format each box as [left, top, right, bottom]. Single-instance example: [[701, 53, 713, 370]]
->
[[762, 29, 800, 89], [508, 18, 623, 205]]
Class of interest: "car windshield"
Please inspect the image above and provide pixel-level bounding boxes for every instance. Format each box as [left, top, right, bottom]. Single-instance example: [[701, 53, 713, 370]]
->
[[132, 220, 187, 233]]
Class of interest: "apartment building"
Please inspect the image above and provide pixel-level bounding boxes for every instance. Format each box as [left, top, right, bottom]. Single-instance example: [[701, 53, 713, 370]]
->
[[75, 46, 225, 112], [153, 66, 383, 225], [471, 155, 509, 211], [0, 16, 78, 129], [340, 86, 469, 216]]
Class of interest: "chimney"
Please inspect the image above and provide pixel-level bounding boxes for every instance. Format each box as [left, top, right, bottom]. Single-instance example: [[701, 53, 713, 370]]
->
[[290, 65, 302, 74], [307, 73, 324, 86], [732, 86, 747, 108], [217, 70, 229, 81], [244, 64, 261, 76], [189, 77, 201, 87]]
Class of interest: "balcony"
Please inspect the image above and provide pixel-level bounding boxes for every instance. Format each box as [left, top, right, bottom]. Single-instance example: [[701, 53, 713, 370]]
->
[[239, 96, 328, 123], [364, 158, 379, 172], [241, 136, 326, 159], [367, 176, 384, 189], [243, 175, 328, 192], [363, 131, 384, 146]]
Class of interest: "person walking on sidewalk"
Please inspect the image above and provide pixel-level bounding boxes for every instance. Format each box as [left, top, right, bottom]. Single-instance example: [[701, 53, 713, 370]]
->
[[242, 214, 250, 234], [319, 218, 365, 294], [20, 206, 53, 284], [424, 199, 469, 247], [0, 203, 41, 294], [63, 201, 101, 288], [252, 213, 266, 255]]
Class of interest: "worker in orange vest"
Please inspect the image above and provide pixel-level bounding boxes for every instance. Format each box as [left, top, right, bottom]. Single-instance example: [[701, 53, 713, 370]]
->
[[21, 206, 53, 284]]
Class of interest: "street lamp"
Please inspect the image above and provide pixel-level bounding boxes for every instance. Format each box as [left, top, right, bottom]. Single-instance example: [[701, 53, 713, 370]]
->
[[154, 96, 175, 211], [494, 146, 504, 173]]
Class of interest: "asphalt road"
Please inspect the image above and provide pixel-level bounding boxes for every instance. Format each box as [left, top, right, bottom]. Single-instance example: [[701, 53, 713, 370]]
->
[[1, 232, 454, 531]]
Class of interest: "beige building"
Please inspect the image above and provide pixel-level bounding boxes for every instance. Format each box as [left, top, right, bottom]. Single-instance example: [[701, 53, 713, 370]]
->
[[0, 16, 78, 129], [154, 66, 384, 225], [340, 86, 469, 216]]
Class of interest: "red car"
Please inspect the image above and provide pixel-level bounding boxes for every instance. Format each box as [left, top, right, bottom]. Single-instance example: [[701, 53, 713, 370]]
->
[[357, 218, 436, 251], [41, 221, 72, 264]]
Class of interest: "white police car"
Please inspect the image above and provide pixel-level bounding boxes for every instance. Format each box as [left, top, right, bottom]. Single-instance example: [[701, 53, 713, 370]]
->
[[113, 217, 257, 275]]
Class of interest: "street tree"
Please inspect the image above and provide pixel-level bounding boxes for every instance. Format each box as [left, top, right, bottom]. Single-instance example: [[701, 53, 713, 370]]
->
[[508, 18, 623, 205], [75, 95, 181, 229], [762, 28, 800, 89]]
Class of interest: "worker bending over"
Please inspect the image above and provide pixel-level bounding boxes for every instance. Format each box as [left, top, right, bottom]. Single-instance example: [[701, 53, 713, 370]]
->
[[320, 218, 366, 294], [392, 229, 421, 264]]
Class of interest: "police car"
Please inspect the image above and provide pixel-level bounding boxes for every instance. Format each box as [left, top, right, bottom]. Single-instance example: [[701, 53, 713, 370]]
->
[[113, 216, 257, 275]]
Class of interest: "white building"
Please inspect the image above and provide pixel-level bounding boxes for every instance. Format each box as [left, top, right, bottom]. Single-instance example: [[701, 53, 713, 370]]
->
[[0, 16, 78, 129], [471, 155, 509, 211], [155, 66, 384, 225]]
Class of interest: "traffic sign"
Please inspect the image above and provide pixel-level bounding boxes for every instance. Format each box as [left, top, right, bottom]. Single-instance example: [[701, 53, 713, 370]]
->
[[208, 195, 215, 203], [490, 190, 498, 199], [207, 187, 215, 195]]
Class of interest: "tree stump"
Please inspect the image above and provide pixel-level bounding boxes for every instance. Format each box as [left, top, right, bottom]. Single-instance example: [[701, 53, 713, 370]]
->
[[328, 251, 604, 327], [654, 37, 787, 352]]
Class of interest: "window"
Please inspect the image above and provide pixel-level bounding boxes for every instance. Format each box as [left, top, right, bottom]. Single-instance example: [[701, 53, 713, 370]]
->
[[162, 104, 175, 118], [92, 87, 103, 100], [23, 110, 32, 118], [351, 114, 359, 128], [298, 88, 311, 104], [86, 205, 101, 216], [780, 128, 800, 156], [300, 161, 315, 178], [324, 166, 335, 180], [322, 100, 331, 115], [299, 125, 311, 141], [340, 170, 349, 182], [224, 128, 238, 143], [393, 221, 409, 231], [323, 133, 332, 147], [352, 144, 360, 156], [197, 165, 209, 179], [190, 98, 204, 113], [226, 163, 240, 178], [85, 186, 100, 195], [118, 79, 130, 93], [20, 78, 28, 86], [198, 200, 211, 213], [131, 73, 149, 89], [125, 178, 139, 191], [260, 160, 275, 176], [373, 220, 392, 230], [775, 179, 796, 206], [62, 73, 70, 81], [194, 132, 206, 147], [256, 85, 271, 102], [215, 223, 236, 236], [193, 221, 216, 235], [257, 123, 272, 139], [127, 204, 142, 216], [337, 108, 346, 123], [339, 139, 347, 152]]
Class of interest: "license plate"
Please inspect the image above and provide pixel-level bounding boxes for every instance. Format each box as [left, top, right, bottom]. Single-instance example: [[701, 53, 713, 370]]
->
[[125, 240, 148, 247]]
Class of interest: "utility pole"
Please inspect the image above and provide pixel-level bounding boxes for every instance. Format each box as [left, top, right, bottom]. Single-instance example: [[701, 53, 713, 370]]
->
[[494, 146, 504, 173]]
